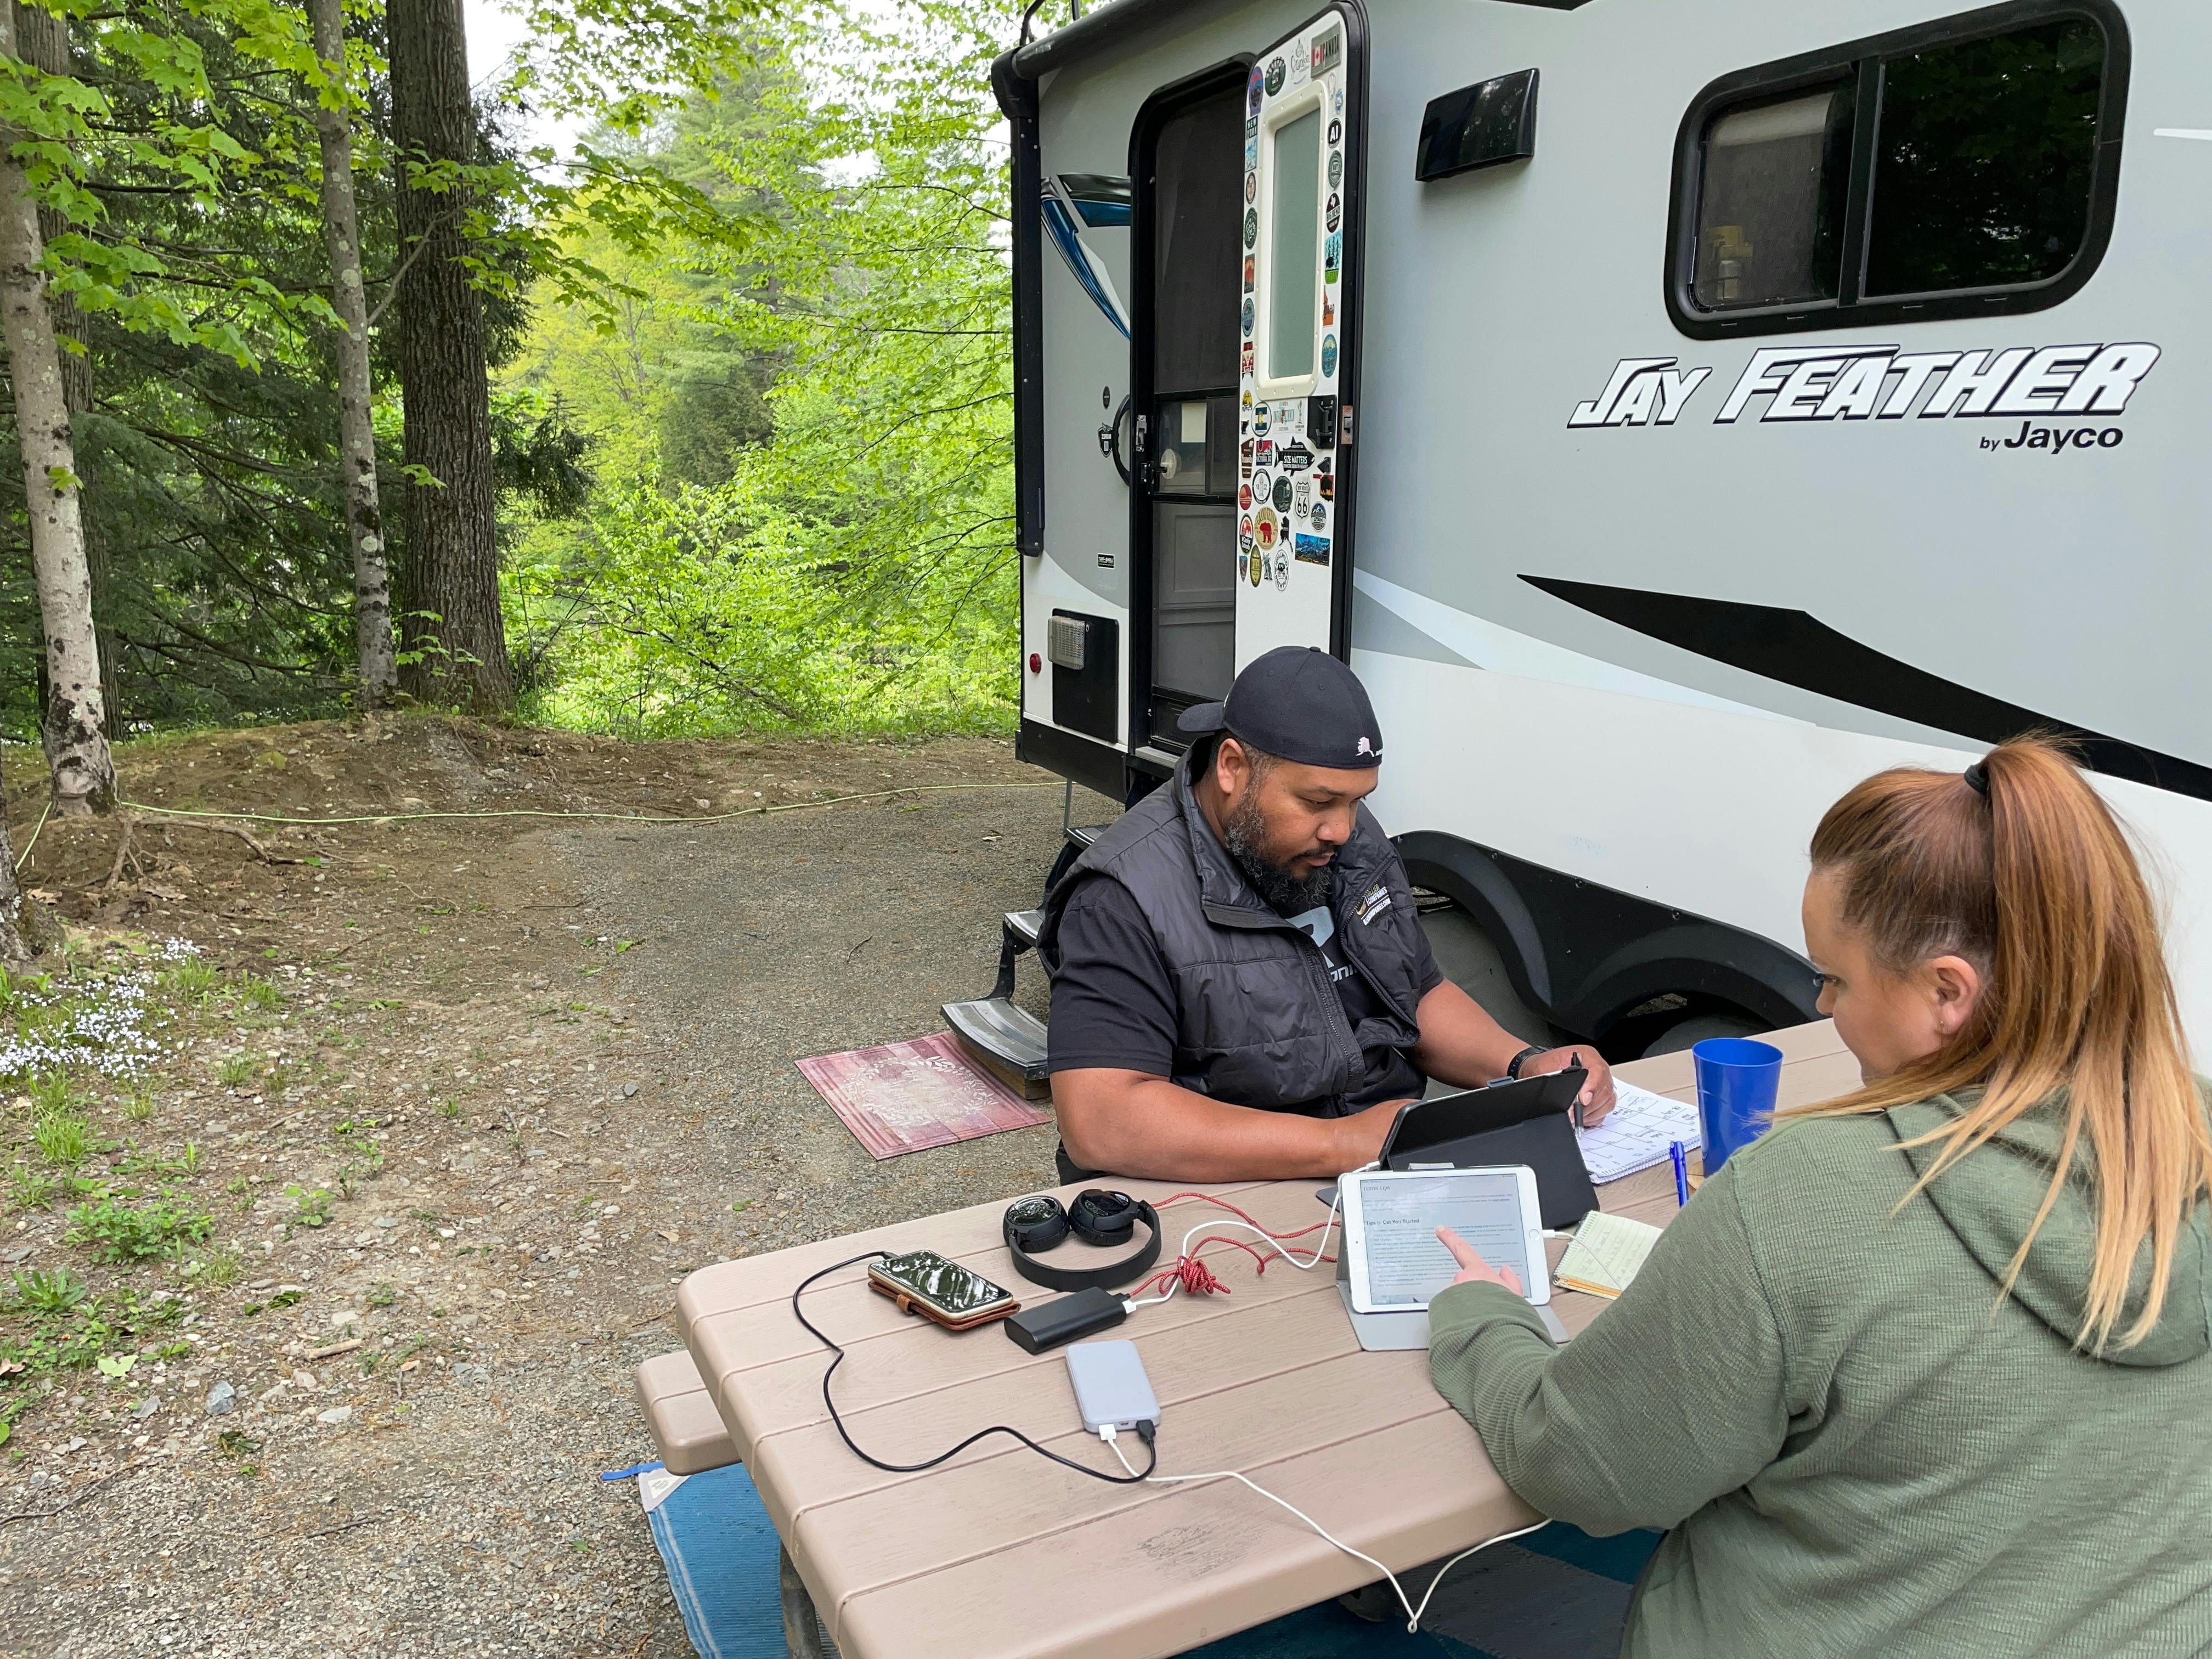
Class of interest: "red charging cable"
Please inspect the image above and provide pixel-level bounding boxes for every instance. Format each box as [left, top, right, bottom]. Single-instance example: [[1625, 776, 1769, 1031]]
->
[[1130, 1190, 1338, 1300]]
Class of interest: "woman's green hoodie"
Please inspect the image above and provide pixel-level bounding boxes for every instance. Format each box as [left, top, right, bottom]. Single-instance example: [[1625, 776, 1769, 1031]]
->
[[1427, 1092, 2212, 1658]]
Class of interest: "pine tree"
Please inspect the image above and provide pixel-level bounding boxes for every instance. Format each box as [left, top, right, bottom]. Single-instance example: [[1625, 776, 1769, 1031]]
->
[[387, 0, 511, 710]]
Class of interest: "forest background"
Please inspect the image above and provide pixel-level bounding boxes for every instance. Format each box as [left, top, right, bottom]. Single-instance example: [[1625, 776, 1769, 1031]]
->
[[0, 0, 1027, 781]]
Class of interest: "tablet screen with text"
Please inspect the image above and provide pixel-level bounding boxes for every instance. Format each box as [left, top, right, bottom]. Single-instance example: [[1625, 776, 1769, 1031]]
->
[[1352, 1171, 1539, 1308]]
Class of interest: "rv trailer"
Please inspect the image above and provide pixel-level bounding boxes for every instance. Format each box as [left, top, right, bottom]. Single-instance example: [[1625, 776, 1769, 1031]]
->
[[953, 0, 2212, 1081]]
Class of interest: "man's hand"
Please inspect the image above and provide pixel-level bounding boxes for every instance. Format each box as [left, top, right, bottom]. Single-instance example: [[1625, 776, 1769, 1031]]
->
[[1521, 1044, 1617, 1125], [1437, 1225, 1524, 1295], [1329, 1096, 1415, 1172]]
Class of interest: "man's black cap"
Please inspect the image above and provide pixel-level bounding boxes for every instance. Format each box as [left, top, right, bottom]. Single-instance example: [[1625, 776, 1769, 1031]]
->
[[1178, 646, 1383, 769]]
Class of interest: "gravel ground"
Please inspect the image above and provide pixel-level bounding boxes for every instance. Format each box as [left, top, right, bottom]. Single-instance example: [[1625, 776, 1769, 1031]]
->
[[0, 718, 1116, 1658]]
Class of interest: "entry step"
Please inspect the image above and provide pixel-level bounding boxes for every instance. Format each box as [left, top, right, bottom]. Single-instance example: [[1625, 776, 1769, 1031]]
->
[[943, 996, 1050, 1099], [1065, 823, 1107, 851], [1005, 908, 1043, 948]]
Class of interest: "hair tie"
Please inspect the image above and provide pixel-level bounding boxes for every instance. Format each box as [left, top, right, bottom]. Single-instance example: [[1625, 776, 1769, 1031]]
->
[[1963, 761, 1990, 798]]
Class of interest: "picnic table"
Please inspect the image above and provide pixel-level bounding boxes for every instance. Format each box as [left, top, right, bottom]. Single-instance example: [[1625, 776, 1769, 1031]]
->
[[672, 1020, 1857, 1658]]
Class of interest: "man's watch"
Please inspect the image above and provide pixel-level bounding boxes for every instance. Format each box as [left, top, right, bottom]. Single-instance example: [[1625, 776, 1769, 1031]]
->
[[1504, 1044, 1547, 1080]]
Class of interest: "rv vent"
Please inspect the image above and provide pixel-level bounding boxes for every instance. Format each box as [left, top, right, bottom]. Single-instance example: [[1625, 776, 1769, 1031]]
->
[[1047, 614, 1089, 672]]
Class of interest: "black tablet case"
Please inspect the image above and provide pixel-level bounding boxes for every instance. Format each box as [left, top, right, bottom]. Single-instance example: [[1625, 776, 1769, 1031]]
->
[[1377, 1070, 1599, 1230]]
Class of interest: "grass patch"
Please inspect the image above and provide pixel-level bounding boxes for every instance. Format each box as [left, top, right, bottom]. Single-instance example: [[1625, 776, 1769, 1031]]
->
[[216, 1054, 255, 1087], [32, 1111, 89, 1169], [9, 1164, 62, 1211], [64, 1192, 215, 1263], [0, 1272, 182, 1383]]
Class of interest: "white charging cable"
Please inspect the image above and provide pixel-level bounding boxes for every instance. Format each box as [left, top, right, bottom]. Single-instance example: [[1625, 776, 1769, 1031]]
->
[[1124, 1187, 1344, 1309], [1102, 1427, 1546, 1633]]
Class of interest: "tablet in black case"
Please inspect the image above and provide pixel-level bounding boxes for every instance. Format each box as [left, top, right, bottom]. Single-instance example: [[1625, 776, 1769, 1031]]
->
[[1376, 1068, 1599, 1230]]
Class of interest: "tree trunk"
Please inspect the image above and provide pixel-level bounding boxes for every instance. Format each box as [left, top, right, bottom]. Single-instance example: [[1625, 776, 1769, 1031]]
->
[[14, 1, 116, 732], [0, 2, 112, 814], [0, 812, 53, 960], [387, 0, 511, 712], [308, 0, 397, 710]]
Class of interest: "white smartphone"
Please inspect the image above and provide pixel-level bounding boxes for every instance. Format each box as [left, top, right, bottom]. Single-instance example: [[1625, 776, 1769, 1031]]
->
[[1340, 1164, 1549, 1313]]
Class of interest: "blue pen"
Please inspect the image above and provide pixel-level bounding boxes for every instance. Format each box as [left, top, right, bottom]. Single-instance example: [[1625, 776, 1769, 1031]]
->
[[1669, 1141, 1690, 1207]]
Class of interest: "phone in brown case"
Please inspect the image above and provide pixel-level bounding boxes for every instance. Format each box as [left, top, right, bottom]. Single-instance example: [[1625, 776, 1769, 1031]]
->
[[866, 1250, 1020, 1330]]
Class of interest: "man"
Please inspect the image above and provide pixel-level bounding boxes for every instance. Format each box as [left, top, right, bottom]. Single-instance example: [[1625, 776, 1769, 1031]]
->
[[1039, 646, 1614, 1182]]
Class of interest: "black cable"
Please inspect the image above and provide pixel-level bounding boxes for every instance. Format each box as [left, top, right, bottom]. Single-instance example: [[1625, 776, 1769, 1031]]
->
[[1018, 0, 1046, 47], [792, 1252, 1159, 1485]]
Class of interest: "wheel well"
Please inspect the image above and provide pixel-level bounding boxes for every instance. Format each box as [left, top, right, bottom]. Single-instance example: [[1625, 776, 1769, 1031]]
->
[[1395, 830, 1820, 1049]]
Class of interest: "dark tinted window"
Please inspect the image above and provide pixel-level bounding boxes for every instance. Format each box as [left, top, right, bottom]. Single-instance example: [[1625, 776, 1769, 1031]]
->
[[1864, 20, 2104, 296], [1152, 91, 1244, 393], [1693, 85, 1854, 309], [1678, 7, 2117, 329]]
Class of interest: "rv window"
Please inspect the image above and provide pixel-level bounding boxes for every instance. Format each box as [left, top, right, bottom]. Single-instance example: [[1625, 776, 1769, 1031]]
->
[[1152, 93, 1245, 395], [1674, 3, 2121, 335], [1267, 107, 1323, 381], [1863, 20, 2104, 296], [1693, 87, 1854, 310]]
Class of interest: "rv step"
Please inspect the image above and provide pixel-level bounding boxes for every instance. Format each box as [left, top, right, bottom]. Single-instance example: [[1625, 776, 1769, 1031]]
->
[[1065, 823, 1107, 851], [943, 996, 1051, 1099], [1005, 908, 1043, 948], [634, 1348, 740, 1475]]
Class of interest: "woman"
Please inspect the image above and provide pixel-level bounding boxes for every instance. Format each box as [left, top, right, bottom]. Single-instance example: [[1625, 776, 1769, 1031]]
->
[[1429, 738, 2212, 1658]]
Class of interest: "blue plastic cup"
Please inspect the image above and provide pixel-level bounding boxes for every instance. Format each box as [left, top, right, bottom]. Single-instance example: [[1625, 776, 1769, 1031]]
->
[[1692, 1037, 1784, 1175]]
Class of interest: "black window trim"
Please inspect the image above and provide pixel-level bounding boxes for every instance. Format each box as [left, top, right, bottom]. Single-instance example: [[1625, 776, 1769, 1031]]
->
[[1664, 0, 2130, 341]]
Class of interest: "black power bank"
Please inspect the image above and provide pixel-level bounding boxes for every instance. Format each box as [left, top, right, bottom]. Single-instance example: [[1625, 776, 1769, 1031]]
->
[[1005, 1286, 1127, 1353]]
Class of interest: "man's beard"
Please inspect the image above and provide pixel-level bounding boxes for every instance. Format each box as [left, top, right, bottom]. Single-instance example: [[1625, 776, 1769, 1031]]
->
[[1221, 786, 1333, 914]]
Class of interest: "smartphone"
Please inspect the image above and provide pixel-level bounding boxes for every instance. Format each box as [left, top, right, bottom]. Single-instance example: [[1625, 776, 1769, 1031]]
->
[[866, 1250, 1019, 1329]]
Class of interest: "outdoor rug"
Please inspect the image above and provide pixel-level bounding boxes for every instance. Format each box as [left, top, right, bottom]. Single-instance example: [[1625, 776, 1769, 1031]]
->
[[638, 1460, 1659, 1659], [795, 1030, 1051, 1159]]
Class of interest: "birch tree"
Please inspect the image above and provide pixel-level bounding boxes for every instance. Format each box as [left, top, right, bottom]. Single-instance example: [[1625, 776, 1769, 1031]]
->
[[306, 0, 396, 708], [0, 0, 112, 812]]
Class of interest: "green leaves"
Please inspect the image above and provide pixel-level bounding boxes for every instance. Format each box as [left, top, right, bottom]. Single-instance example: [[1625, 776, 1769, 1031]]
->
[[506, 1, 1024, 738]]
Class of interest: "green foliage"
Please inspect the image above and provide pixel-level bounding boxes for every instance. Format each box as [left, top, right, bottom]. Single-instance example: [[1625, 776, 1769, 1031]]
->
[[0, 0, 1029, 739], [33, 1110, 89, 1169], [9, 1164, 63, 1211], [216, 1054, 255, 1087], [182, 1243, 244, 1288], [64, 1190, 215, 1262], [504, 1, 1022, 737], [161, 959, 217, 1003], [1, 1272, 180, 1385], [9, 1267, 88, 1313], [284, 1183, 335, 1231]]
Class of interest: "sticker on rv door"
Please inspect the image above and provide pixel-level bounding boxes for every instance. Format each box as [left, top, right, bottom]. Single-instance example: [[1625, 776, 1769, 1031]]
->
[[1239, 7, 1349, 654]]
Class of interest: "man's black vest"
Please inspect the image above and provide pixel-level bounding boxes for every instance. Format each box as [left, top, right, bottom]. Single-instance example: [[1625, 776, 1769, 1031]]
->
[[1037, 753, 1431, 1115]]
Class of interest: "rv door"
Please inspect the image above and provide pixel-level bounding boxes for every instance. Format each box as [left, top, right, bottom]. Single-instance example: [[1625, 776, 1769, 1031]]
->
[[1237, 10, 1361, 668]]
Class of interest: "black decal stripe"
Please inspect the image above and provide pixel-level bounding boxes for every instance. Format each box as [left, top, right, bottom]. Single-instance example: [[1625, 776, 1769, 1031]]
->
[[1522, 576, 2212, 802]]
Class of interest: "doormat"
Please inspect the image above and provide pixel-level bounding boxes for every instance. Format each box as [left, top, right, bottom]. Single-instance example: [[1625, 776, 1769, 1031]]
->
[[797, 1031, 1051, 1159], [635, 1459, 1658, 1659]]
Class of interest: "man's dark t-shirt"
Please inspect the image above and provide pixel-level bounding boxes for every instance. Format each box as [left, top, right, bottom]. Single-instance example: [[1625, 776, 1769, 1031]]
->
[[1047, 874, 1444, 1115]]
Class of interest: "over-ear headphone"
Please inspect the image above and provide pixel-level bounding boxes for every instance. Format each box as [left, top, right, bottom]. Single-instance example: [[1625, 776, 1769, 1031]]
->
[[1001, 1189, 1161, 1291]]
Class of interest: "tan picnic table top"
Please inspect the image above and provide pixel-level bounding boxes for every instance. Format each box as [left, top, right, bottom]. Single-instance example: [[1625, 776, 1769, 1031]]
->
[[676, 1019, 1858, 1659]]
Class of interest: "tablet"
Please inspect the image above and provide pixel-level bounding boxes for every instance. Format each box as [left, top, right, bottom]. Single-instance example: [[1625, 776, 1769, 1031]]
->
[[1340, 1164, 1549, 1313]]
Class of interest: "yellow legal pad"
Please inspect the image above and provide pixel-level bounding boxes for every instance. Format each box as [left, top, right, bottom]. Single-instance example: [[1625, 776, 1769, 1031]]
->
[[1555, 1210, 1664, 1299]]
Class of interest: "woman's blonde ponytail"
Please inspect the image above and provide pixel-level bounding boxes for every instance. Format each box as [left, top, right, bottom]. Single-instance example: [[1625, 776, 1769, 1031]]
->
[[1802, 736, 2209, 1351]]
